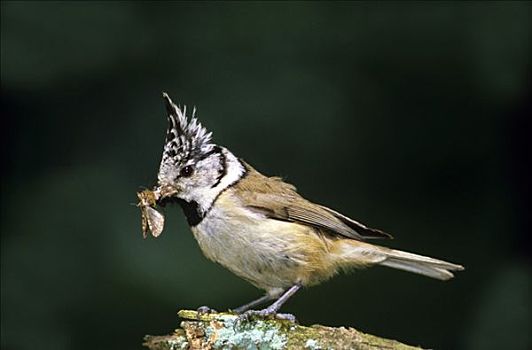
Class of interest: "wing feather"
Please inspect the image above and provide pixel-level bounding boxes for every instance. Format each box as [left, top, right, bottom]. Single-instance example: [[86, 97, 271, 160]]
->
[[235, 163, 392, 240]]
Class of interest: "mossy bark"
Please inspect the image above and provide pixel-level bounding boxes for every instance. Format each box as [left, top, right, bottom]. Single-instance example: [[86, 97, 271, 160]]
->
[[143, 310, 424, 350]]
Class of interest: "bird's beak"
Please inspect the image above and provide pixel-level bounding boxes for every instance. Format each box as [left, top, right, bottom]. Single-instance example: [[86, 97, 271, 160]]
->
[[156, 184, 180, 202]]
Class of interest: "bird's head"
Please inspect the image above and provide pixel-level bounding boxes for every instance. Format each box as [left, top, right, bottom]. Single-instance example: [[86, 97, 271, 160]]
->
[[157, 93, 244, 214]]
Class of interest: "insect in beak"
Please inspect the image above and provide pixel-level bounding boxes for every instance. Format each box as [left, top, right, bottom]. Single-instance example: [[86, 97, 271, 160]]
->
[[136, 185, 180, 238], [137, 189, 165, 239]]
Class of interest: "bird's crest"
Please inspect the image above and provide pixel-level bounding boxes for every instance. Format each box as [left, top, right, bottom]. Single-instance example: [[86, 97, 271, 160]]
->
[[158, 93, 213, 183]]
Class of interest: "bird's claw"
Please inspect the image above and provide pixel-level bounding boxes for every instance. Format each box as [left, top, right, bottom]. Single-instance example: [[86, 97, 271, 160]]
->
[[274, 313, 298, 323], [196, 305, 217, 315]]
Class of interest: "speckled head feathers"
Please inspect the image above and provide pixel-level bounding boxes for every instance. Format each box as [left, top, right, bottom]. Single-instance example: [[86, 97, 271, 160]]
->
[[158, 93, 214, 184]]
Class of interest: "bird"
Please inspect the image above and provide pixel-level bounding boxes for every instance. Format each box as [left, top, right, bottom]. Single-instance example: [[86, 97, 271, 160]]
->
[[150, 92, 464, 320]]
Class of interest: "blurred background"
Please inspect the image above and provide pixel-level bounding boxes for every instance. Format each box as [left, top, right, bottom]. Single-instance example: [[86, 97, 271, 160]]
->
[[1, 2, 531, 349]]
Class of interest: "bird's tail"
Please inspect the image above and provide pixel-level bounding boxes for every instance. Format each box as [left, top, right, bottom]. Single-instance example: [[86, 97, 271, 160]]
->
[[333, 241, 464, 280]]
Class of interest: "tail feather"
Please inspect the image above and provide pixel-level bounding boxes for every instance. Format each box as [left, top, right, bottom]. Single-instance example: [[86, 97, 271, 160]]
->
[[334, 241, 464, 280], [380, 258, 455, 280], [381, 248, 464, 280]]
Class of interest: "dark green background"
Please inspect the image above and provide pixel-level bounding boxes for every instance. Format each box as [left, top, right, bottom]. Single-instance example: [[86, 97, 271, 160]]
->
[[1, 2, 530, 349]]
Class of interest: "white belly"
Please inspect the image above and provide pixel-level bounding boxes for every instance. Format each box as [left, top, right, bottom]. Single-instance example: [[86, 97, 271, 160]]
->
[[191, 197, 307, 292]]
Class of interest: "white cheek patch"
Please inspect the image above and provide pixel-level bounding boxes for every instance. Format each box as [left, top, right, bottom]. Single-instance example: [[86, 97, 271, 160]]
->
[[187, 148, 245, 214], [197, 155, 223, 186]]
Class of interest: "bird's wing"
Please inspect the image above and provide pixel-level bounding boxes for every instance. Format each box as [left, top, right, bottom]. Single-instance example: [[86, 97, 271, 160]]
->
[[234, 163, 392, 241]]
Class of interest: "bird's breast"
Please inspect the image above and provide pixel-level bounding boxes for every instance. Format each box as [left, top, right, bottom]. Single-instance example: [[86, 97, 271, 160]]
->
[[189, 191, 335, 290]]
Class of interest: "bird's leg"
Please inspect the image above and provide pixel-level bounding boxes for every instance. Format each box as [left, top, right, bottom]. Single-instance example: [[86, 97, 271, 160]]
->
[[232, 294, 273, 314], [240, 284, 301, 322]]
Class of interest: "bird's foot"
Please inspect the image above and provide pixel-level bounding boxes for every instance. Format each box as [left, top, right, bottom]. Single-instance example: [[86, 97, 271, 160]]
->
[[196, 305, 217, 315], [237, 308, 297, 323], [273, 312, 297, 323]]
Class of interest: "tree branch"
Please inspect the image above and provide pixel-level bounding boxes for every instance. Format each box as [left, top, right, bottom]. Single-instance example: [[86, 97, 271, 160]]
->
[[143, 310, 424, 350]]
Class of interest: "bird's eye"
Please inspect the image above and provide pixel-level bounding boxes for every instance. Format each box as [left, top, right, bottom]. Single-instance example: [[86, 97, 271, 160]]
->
[[180, 165, 194, 178]]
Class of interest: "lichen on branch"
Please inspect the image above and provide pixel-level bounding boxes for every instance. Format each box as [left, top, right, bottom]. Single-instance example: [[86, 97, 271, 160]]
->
[[143, 310, 423, 350]]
